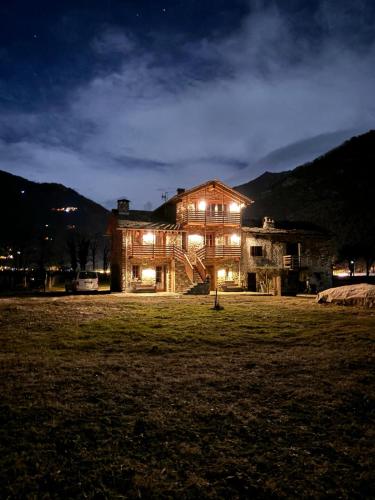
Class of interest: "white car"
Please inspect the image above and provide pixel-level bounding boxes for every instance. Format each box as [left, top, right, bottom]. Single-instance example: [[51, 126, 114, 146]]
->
[[65, 271, 99, 292]]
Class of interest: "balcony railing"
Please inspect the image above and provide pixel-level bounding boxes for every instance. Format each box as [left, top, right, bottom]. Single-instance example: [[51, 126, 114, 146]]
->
[[197, 245, 241, 260], [178, 210, 241, 225], [129, 244, 176, 258], [283, 255, 301, 270], [129, 244, 194, 281]]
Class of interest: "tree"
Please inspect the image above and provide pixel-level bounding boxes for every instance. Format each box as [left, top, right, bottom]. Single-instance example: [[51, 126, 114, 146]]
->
[[67, 237, 77, 271], [103, 242, 110, 273], [90, 234, 100, 271], [78, 237, 90, 270]]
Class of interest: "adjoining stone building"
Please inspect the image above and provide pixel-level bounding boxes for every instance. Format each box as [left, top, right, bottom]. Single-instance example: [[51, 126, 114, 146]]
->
[[241, 218, 333, 294], [108, 180, 333, 294]]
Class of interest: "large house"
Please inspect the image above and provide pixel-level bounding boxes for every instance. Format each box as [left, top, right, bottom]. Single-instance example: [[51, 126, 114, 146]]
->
[[108, 180, 333, 294]]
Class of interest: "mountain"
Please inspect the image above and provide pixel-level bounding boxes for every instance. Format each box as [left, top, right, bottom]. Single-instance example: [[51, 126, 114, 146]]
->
[[231, 129, 365, 185], [0, 170, 109, 267], [235, 130, 375, 251]]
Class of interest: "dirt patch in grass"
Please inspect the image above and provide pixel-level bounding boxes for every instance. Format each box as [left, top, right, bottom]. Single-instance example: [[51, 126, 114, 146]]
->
[[0, 294, 374, 498]]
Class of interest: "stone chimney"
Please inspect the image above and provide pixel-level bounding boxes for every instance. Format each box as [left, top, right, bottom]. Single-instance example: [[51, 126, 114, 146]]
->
[[117, 199, 130, 215], [263, 216, 275, 229], [176, 188, 185, 195]]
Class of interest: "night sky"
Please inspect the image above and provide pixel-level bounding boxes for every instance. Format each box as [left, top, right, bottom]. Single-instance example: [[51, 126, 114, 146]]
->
[[1, 0, 375, 209]]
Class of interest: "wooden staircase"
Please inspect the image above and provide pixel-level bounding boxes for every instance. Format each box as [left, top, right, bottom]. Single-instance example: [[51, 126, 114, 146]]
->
[[174, 246, 210, 295]]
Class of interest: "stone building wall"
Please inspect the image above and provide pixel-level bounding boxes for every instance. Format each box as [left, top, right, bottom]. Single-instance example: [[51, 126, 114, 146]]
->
[[241, 230, 334, 293]]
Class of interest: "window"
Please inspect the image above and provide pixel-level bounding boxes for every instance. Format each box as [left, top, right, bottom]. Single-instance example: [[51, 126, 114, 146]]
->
[[250, 246, 263, 257], [205, 234, 214, 246], [156, 266, 162, 284], [286, 242, 299, 255], [132, 265, 140, 280], [209, 203, 227, 213]]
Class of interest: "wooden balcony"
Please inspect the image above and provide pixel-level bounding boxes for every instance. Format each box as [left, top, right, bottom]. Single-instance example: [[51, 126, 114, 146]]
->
[[178, 210, 241, 225], [197, 245, 241, 260], [129, 244, 176, 259], [129, 244, 194, 282], [283, 255, 302, 270]]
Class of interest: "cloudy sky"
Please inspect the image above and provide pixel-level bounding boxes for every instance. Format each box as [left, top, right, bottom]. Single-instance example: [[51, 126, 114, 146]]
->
[[1, 0, 374, 209]]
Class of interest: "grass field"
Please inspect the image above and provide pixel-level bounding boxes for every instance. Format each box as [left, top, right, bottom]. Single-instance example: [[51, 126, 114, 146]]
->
[[0, 293, 374, 498]]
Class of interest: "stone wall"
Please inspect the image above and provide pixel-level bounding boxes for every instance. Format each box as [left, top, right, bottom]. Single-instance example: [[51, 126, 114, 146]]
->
[[175, 260, 194, 293], [241, 231, 334, 293]]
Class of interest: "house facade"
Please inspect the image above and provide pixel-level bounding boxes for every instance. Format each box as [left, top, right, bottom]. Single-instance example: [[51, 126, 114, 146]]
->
[[108, 180, 333, 294]]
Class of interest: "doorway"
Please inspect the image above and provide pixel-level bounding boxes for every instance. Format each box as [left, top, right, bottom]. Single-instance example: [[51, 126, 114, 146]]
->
[[247, 272, 257, 292], [156, 266, 166, 291]]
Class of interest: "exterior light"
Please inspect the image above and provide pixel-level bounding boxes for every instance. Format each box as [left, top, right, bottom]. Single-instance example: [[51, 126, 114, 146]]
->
[[229, 202, 240, 213], [230, 234, 241, 245], [188, 234, 204, 244], [142, 268, 156, 280], [198, 200, 206, 211], [142, 232, 155, 244], [217, 269, 226, 278]]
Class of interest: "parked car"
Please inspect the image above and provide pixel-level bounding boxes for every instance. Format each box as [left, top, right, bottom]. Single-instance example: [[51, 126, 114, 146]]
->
[[65, 271, 99, 292]]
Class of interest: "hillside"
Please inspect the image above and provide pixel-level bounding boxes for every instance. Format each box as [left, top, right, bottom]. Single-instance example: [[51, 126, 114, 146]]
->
[[235, 130, 375, 251], [0, 170, 109, 267]]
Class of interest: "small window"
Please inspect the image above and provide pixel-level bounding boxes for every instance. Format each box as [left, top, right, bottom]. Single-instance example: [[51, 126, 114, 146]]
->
[[286, 243, 299, 255], [205, 234, 214, 246], [132, 265, 140, 279], [156, 266, 162, 284], [250, 246, 263, 257]]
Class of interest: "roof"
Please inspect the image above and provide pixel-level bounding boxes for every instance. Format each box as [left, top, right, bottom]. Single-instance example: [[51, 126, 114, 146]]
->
[[114, 210, 181, 230], [155, 179, 253, 211], [242, 226, 330, 238]]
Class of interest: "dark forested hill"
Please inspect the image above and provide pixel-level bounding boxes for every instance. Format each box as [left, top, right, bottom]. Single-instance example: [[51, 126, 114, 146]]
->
[[235, 130, 375, 256], [0, 170, 109, 268]]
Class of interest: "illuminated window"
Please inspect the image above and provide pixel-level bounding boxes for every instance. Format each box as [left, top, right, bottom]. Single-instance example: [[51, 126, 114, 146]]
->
[[141, 268, 156, 280], [188, 234, 204, 244], [198, 200, 206, 211], [230, 234, 241, 245], [142, 232, 155, 244], [217, 269, 226, 278], [229, 202, 240, 213]]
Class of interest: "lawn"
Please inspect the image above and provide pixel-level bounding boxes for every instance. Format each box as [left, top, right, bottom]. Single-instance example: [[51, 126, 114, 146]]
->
[[0, 294, 374, 498]]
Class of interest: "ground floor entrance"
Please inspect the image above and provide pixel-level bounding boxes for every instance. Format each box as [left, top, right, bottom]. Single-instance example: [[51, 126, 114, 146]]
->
[[247, 272, 257, 292]]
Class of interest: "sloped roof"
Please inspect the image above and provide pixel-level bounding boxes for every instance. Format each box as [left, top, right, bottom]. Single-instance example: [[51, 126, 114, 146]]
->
[[242, 226, 329, 237], [114, 210, 181, 230], [155, 179, 253, 211]]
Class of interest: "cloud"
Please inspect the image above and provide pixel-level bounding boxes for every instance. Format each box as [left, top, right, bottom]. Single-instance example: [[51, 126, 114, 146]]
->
[[0, 2, 374, 208]]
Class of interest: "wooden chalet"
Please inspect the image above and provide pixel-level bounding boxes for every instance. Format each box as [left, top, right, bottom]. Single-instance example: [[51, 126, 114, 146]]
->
[[108, 180, 252, 293]]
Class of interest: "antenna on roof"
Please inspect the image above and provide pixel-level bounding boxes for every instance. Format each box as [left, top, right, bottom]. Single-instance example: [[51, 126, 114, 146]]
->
[[161, 192, 168, 203]]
